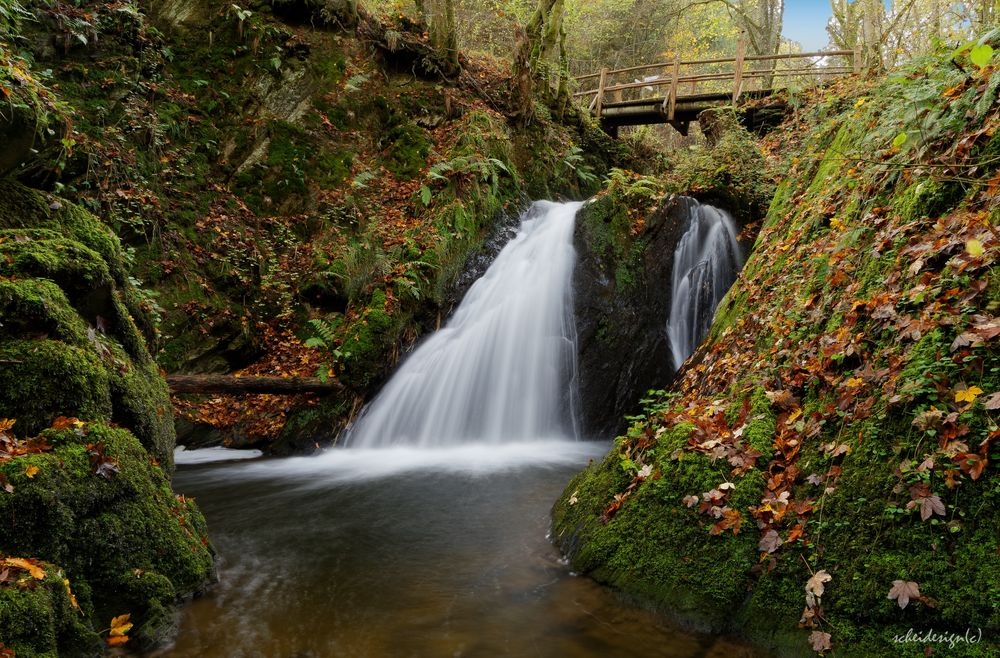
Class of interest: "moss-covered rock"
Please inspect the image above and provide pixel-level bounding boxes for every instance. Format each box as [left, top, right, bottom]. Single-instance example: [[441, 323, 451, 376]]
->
[[0, 559, 100, 657], [0, 182, 174, 466], [0, 424, 216, 653]]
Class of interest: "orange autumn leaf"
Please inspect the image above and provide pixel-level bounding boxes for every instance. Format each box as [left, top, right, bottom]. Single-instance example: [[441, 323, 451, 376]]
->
[[0, 419, 14, 433], [4, 557, 45, 579], [109, 613, 133, 637], [25, 465, 39, 479], [51, 416, 83, 431], [106, 635, 129, 647]]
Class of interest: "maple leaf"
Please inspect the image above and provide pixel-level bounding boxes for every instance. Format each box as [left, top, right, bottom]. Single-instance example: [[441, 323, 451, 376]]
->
[[765, 389, 798, 410], [919, 495, 946, 521], [4, 557, 45, 580], [805, 570, 832, 599], [954, 386, 983, 404], [912, 407, 944, 431], [24, 465, 39, 479], [0, 419, 14, 433], [109, 613, 133, 638], [808, 630, 832, 653], [758, 529, 782, 554], [887, 580, 920, 609]]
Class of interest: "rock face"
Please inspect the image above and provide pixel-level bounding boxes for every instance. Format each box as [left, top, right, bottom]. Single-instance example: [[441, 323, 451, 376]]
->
[[573, 195, 750, 439]]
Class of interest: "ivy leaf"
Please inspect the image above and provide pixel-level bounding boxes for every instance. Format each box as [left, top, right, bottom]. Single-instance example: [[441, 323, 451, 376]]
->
[[970, 44, 994, 69], [887, 580, 921, 609]]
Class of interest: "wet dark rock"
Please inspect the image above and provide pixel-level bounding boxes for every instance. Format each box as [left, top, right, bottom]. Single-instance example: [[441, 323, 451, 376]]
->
[[572, 195, 744, 439]]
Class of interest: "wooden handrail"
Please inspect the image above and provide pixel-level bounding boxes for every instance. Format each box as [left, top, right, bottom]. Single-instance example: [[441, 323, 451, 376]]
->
[[573, 49, 856, 82]]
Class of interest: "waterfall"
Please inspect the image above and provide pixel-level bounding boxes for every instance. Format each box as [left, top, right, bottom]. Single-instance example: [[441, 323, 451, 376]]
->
[[667, 200, 744, 369], [345, 201, 581, 448]]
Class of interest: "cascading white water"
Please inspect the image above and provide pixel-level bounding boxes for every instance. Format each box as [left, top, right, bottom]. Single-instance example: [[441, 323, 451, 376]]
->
[[667, 200, 745, 369], [345, 201, 582, 448]]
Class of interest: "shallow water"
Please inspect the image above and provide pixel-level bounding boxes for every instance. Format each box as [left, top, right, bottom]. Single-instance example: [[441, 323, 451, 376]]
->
[[161, 443, 767, 658]]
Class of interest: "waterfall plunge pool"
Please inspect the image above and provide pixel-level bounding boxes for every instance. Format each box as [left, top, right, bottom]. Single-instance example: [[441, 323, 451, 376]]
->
[[159, 201, 768, 657], [160, 444, 768, 658]]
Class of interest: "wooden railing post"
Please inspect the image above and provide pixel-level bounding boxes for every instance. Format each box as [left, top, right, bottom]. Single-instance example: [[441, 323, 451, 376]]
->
[[852, 41, 862, 74], [668, 56, 680, 121], [595, 67, 608, 117], [732, 36, 746, 104]]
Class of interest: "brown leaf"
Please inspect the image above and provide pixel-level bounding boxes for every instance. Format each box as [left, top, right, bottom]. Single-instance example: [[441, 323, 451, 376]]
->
[[887, 580, 921, 609], [758, 529, 782, 554], [805, 570, 832, 598], [809, 630, 832, 653], [984, 392, 1000, 410], [919, 495, 946, 521]]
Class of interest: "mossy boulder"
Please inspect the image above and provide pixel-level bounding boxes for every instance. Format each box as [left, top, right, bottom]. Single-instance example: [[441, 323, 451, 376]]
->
[[0, 424, 216, 653], [0, 183, 174, 467]]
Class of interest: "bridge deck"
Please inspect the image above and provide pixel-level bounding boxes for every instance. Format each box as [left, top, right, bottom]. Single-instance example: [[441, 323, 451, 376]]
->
[[575, 41, 859, 134]]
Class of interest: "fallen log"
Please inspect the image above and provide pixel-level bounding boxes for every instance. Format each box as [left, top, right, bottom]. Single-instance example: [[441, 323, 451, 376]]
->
[[167, 374, 342, 396]]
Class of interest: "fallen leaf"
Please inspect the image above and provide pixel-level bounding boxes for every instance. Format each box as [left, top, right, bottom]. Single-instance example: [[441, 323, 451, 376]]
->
[[805, 570, 832, 598], [919, 495, 946, 521], [24, 465, 39, 479], [109, 613, 132, 637], [759, 529, 782, 554], [809, 630, 832, 653], [887, 580, 920, 609], [4, 557, 45, 579], [954, 386, 983, 404]]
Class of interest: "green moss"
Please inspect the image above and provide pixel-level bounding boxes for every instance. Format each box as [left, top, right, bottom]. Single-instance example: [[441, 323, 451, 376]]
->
[[744, 387, 777, 460], [338, 289, 404, 388], [0, 279, 89, 346], [896, 178, 965, 222], [384, 121, 431, 179], [554, 423, 765, 631], [0, 564, 99, 657], [0, 424, 216, 650], [0, 340, 112, 434]]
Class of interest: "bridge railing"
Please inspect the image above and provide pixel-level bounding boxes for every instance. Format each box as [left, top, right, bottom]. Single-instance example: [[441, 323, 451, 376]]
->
[[574, 38, 860, 121]]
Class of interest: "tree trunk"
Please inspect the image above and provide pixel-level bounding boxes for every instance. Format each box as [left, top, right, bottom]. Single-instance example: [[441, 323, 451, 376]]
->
[[167, 375, 342, 396], [510, 0, 567, 124]]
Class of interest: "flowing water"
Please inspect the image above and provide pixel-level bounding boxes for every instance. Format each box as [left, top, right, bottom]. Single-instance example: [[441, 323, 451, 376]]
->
[[162, 445, 765, 658], [345, 201, 581, 448], [666, 200, 745, 369], [161, 202, 767, 657]]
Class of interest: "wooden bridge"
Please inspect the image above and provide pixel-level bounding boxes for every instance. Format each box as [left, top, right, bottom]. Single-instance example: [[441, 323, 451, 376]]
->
[[575, 39, 861, 135]]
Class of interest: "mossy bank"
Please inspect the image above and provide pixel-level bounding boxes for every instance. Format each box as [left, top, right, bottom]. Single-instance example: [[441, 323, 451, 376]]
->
[[554, 41, 1000, 657]]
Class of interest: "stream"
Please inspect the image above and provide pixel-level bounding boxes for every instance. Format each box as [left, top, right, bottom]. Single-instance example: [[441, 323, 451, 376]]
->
[[162, 444, 765, 658], [160, 201, 763, 657]]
